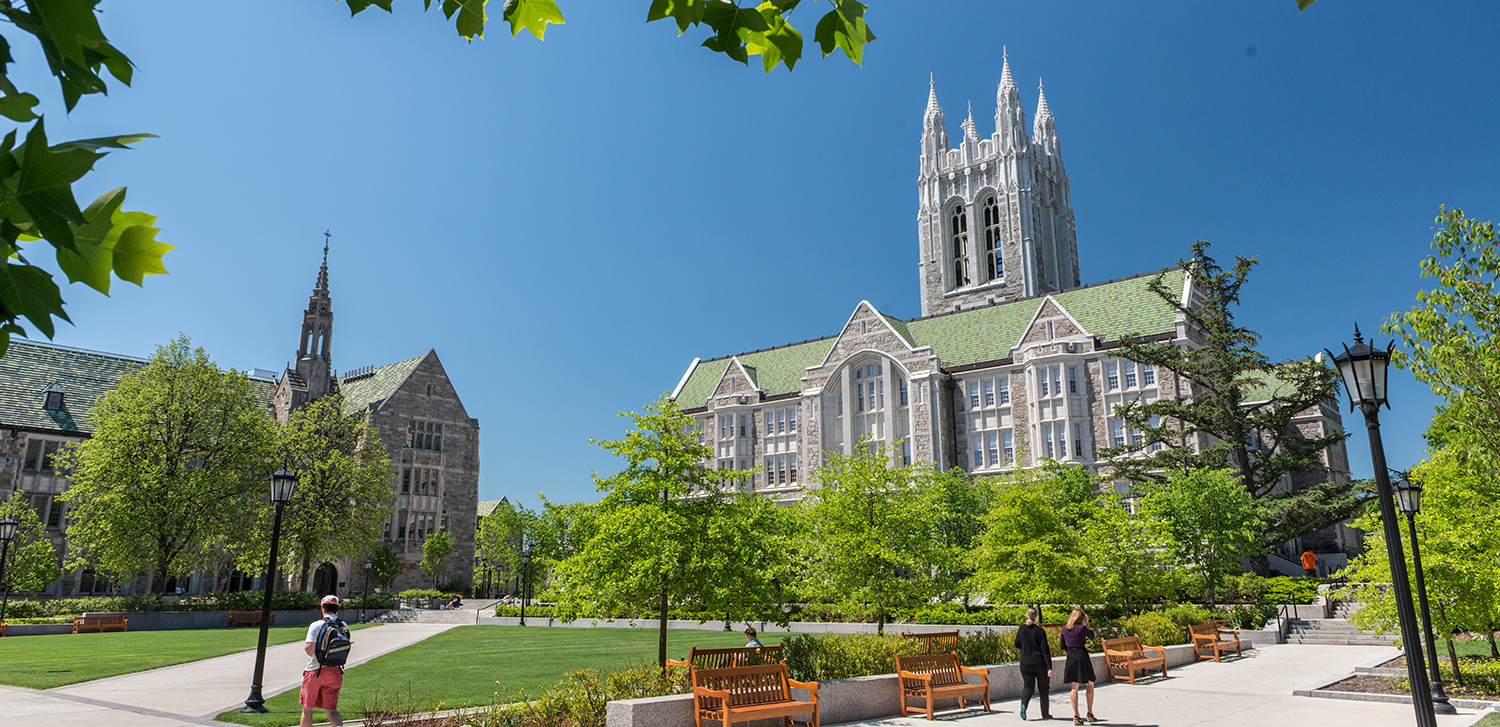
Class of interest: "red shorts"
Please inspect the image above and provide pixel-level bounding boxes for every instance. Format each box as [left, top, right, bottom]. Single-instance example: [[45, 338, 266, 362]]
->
[[299, 667, 343, 710]]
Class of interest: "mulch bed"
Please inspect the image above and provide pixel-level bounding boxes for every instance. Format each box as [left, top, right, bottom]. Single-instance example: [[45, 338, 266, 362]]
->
[[1328, 675, 1500, 702]]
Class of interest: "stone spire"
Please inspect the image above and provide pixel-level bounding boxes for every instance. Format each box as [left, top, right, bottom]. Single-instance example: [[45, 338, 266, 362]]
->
[[921, 75, 950, 174], [1033, 80, 1059, 156], [316, 230, 330, 293], [293, 232, 335, 402], [924, 74, 945, 130], [962, 102, 979, 144], [994, 49, 1028, 154]]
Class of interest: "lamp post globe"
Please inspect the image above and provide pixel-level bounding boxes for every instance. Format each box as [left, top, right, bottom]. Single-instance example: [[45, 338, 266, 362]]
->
[[241, 469, 298, 713], [1394, 475, 1454, 714], [0, 516, 17, 635], [519, 548, 531, 627], [361, 558, 373, 623], [1394, 476, 1423, 516], [1326, 327, 1439, 727]]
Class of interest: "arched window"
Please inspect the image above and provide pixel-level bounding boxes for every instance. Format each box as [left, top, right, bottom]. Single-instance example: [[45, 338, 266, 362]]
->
[[950, 206, 970, 287], [822, 357, 914, 464], [983, 196, 1003, 282]]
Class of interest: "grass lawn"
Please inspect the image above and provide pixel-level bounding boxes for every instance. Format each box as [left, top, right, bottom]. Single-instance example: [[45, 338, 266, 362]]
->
[[0, 625, 355, 689], [215, 625, 797, 727], [1475, 712, 1500, 727], [1454, 639, 1499, 659]]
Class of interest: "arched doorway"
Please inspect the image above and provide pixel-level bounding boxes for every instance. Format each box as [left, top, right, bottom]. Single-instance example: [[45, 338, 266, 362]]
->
[[312, 563, 339, 596]]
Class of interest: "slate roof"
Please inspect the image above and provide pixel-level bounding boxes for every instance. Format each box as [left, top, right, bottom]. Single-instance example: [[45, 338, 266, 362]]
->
[[0, 339, 278, 436], [673, 268, 1186, 410], [338, 354, 425, 416], [477, 498, 509, 519]]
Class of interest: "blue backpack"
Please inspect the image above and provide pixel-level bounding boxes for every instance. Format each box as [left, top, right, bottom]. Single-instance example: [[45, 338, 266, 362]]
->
[[314, 617, 352, 671]]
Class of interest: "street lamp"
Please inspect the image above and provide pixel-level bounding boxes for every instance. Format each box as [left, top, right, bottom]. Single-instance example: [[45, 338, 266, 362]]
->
[[519, 547, 531, 627], [0, 517, 18, 635], [1326, 327, 1437, 727], [240, 469, 298, 713], [361, 558, 373, 624], [1395, 476, 1456, 714]]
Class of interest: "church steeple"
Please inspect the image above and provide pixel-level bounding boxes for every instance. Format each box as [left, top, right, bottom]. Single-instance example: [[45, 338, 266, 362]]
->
[[921, 76, 950, 175], [1033, 80, 1060, 158], [994, 49, 1029, 154], [293, 232, 335, 402]]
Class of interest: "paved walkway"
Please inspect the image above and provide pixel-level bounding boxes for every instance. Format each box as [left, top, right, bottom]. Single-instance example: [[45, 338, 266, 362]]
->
[[841, 644, 1483, 726], [0, 622, 456, 726]]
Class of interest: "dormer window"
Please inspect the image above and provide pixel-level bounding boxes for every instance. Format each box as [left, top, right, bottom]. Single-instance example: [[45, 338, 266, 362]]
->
[[42, 383, 64, 410]]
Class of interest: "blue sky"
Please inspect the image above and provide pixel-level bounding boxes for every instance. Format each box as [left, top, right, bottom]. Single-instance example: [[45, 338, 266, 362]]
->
[[10, 1, 1498, 505]]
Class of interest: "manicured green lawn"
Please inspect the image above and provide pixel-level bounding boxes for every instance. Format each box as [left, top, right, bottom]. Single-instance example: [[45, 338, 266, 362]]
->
[[1474, 712, 1500, 727], [0, 625, 328, 689], [1453, 639, 1499, 659], [215, 626, 794, 727]]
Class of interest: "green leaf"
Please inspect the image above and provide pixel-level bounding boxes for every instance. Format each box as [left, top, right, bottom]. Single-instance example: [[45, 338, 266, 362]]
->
[[440, 0, 489, 39], [0, 322, 25, 358], [0, 93, 39, 122], [346, 0, 396, 14], [647, 0, 708, 34], [110, 220, 173, 286], [814, 1, 875, 65], [700, 2, 770, 65], [751, 2, 802, 73], [32, 0, 107, 70], [502, 0, 565, 40], [1297, 0, 1318, 10], [0, 260, 69, 337], [14, 118, 104, 252], [55, 186, 127, 294]]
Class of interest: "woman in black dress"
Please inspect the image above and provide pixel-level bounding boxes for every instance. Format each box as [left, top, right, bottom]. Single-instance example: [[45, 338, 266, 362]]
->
[[1059, 609, 1098, 725]]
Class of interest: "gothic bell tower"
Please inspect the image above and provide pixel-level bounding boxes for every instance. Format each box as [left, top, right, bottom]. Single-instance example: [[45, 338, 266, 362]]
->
[[273, 234, 335, 422]]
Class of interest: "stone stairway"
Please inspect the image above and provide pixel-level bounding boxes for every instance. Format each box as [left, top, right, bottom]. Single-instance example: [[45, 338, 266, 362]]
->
[[1287, 617, 1394, 646], [370, 608, 479, 625]]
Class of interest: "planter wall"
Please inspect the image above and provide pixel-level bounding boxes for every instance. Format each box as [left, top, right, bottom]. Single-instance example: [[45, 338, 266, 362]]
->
[[63, 609, 390, 632], [605, 642, 1249, 727], [478, 616, 1011, 636]]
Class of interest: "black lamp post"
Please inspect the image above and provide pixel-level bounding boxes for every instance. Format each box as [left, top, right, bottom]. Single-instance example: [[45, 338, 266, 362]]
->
[[361, 558, 372, 624], [0, 517, 18, 635], [1326, 327, 1436, 727], [519, 547, 531, 626], [1395, 476, 1456, 714], [240, 469, 298, 713]]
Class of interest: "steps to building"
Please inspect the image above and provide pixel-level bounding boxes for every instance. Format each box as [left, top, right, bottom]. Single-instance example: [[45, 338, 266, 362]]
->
[[1287, 617, 1394, 646]]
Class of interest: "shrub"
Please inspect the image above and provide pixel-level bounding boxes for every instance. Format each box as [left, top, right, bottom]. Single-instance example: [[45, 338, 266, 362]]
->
[[956, 629, 1020, 666], [492, 661, 689, 727], [1122, 612, 1194, 647], [344, 593, 395, 609], [1223, 604, 1276, 630], [1260, 576, 1322, 605], [493, 605, 556, 619], [396, 589, 449, 600]]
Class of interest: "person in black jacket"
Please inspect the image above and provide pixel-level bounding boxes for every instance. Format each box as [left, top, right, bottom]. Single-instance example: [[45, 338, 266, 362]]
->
[[1014, 608, 1052, 721]]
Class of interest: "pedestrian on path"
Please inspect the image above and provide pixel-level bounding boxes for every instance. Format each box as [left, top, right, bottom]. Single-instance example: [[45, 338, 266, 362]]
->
[[1014, 608, 1052, 721], [1060, 609, 1099, 725], [1301, 550, 1318, 577], [301, 595, 352, 727]]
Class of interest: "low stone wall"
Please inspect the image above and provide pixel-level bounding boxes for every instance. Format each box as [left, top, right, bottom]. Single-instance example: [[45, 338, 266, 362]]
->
[[5, 623, 75, 636], [605, 641, 1247, 727], [478, 615, 1011, 636], [3, 609, 391, 636]]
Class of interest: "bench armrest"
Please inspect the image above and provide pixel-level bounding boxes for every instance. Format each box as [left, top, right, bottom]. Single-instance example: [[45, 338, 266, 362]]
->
[[958, 666, 988, 676], [1217, 628, 1241, 637], [898, 670, 933, 683], [787, 679, 819, 693], [664, 659, 689, 668], [1141, 645, 1166, 658], [693, 687, 730, 701]]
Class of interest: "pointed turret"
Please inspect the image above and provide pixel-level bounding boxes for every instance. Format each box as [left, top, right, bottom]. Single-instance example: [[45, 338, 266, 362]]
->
[[994, 49, 1029, 154], [1033, 80, 1059, 156], [921, 75, 950, 175], [294, 233, 335, 399], [924, 75, 945, 130], [962, 102, 979, 144]]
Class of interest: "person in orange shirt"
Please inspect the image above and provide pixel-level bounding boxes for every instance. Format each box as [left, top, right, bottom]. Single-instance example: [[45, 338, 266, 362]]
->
[[1300, 550, 1318, 577]]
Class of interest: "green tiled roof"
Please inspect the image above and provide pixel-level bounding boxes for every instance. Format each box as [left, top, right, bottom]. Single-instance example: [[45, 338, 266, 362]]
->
[[672, 269, 1185, 410], [339, 355, 424, 415], [477, 498, 509, 519], [0, 340, 279, 435]]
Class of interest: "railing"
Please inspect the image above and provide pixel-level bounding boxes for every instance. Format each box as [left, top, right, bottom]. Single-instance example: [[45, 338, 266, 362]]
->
[[1275, 603, 1294, 644]]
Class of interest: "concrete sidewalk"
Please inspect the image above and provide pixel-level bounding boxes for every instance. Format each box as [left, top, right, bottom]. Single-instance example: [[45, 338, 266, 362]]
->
[[839, 644, 1482, 726], [0, 622, 456, 727]]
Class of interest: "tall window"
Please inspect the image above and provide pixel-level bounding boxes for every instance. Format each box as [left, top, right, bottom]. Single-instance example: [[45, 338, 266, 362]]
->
[[950, 206, 970, 287], [983, 195, 1003, 282], [762, 406, 798, 488], [965, 374, 1014, 470], [409, 420, 443, 451]]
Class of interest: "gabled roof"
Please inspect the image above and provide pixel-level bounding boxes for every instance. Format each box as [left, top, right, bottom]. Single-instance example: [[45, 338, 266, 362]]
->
[[477, 498, 509, 519], [672, 268, 1185, 410], [0, 340, 278, 435], [339, 354, 425, 415]]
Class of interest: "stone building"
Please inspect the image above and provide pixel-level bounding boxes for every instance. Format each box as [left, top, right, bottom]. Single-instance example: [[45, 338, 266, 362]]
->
[[669, 55, 1357, 567], [0, 247, 480, 596]]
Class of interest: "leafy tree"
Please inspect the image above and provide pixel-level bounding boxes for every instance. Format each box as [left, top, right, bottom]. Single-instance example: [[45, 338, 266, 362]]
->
[[797, 446, 951, 633], [370, 542, 402, 591], [1140, 469, 1262, 606], [550, 394, 751, 666], [0, 497, 60, 593], [1102, 241, 1351, 574], [258, 391, 394, 591], [923, 465, 992, 608], [967, 462, 1097, 609], [58, 336, 275, 593], [1081, 493, 1175, 614], [420, 528, 455, 589]]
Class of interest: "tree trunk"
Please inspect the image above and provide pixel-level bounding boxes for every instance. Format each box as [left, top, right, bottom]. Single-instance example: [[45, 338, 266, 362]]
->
[[1206, 575, 1217, 608], [1487, 624, 1499, 659], [1246, 554, 1273, 577], [1436, 601, 1463, 686], [657, 586, 669, 669], [299, 552, 312, 592]]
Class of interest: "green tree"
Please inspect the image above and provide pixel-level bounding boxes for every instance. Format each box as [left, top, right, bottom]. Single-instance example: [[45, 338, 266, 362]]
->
[[370, 542, 402, 591], [420, 528, 455, 589], [1140, 469, 1262, 607], [967, 462, 1097, 609], [549, 394, 752, 666], [1102, 241, 1352, 575], [58, 336, 274, 593], [798, 446, 948, 633], [923, 465, 992, 607], [1081, 493, 1176, 613], [262, 391, 394, 591], [0, 497, 60, 593]]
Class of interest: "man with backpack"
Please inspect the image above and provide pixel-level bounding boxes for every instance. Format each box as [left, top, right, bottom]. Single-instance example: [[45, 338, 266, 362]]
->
[[300, 595, 352, 727]]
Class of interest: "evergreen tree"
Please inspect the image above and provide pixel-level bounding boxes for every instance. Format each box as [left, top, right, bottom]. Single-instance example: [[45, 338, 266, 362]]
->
[[1101, 241, 1354, 574]]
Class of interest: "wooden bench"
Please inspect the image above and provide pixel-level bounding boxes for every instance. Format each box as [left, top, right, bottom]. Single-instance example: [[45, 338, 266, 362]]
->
[[692, 662, 819, 727], [668, 645, 783, 671], [0, 621, 6, 637], [1190, 622, 1242, 662], [73, 615, 129, 633], [1102, 636, 1167, 684], [226, 611, 275, 628], [900, 630, 959, 656], [895, 652, 990, 720]]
